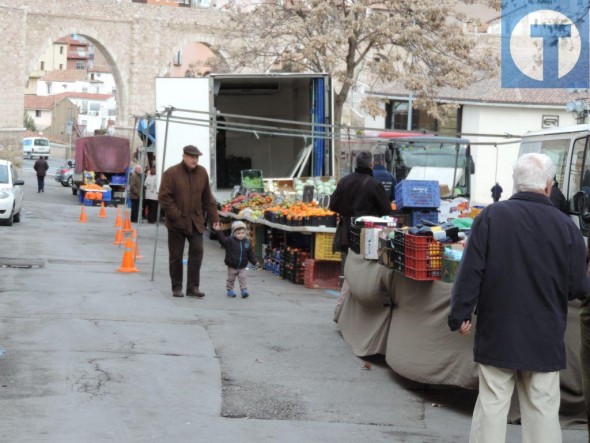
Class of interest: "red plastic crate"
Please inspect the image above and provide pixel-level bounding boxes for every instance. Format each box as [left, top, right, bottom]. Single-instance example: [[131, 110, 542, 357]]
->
[[403, 234, 443, 281], [303, 259, 341, 289]]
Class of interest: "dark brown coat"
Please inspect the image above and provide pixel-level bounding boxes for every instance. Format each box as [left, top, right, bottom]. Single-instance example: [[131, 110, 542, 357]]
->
[[159, 162, 219, 235]]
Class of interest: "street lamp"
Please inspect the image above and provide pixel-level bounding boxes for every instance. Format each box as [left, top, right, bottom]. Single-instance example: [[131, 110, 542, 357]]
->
[[565, 91, 589, 124]]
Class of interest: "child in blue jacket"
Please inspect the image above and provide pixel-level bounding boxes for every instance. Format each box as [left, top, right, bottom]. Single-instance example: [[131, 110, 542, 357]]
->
[[215, 221, 258, 298]]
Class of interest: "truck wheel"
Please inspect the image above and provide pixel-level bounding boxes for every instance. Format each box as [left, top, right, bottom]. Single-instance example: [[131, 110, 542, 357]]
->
[[27, 152, 32, 160], [66, 177, 73, 187]]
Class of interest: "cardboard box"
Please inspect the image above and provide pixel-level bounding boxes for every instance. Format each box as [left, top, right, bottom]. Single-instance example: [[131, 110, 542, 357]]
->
[[360, 228, 380, 260]]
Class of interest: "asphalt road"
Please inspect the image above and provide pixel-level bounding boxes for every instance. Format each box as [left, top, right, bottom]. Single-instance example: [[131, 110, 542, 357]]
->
[[0, 166, 587, 442]]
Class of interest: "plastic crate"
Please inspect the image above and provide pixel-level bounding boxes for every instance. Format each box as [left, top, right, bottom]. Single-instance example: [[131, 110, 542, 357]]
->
[[303, 259, 341, 289], [241, 169, 264, 192], [395, 180, 440, 209], [408, 209, 439, 227], [111, 175, 126, 185], [314, 233, 341, 261], [403, 234, 443, 281]]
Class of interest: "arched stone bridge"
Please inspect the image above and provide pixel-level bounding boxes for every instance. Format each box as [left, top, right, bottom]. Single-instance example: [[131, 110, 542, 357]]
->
[[0, 0, 226, 154]]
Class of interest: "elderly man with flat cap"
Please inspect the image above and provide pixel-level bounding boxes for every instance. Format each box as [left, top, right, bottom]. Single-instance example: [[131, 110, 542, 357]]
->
[[159, 145, 220, 298]]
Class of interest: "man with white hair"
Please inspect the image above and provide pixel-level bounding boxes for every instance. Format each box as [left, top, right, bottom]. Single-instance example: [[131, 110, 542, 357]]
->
[[448, 153, 589, 443]]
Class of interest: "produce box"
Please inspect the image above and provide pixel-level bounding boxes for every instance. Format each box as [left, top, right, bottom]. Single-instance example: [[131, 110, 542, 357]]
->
[[314, 232, 341, 261], [360, 228, 380, 260], [395, 180, 440, 209], [403, 234, 443, 281], [241, 169, 264, 191], [111, 175, 126, 185], [303, 259, 341, 289]]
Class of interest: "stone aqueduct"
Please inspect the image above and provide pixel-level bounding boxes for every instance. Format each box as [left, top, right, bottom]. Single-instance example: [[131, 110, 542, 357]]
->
[[0, 0, 226, 155]]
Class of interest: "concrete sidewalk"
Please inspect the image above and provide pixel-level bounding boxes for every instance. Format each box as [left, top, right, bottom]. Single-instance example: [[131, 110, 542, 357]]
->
[[0, 176, 586, 442]]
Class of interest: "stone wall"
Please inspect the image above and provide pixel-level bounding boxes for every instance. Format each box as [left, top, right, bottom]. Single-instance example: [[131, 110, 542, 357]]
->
[[0, 0, 227, 160]]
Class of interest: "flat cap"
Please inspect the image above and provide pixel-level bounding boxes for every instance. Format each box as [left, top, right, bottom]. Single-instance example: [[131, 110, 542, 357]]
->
[[183, 145, 202, 156]]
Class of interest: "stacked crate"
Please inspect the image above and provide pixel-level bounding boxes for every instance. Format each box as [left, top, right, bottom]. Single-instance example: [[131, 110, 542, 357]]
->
[[303, 259, 341, 289], [394, 180, 440, 226], [282, 248, 309, 284]]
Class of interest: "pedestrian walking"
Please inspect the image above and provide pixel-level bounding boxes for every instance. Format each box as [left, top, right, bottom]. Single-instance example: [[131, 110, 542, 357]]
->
[[33, 155, 49, 193], [490, 182, 503, 202], [448, 153, 589, 443], [144, 166, 159, 224], [214, 221, 258, 298], [158, 145, 220, 298], [128, 164, 143, 223]]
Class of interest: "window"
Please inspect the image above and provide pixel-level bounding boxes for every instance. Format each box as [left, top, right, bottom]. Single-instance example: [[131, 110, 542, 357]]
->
[[47, 83, 52, 94], [59, 64, 63, 70], [35, 110, 41, 117], [76, 61, 84, 70], [385, 100, 461, 135], [82, 87, 88, 93], [40, 61, 45, 70], [60, 46, 64, 54], [570, 137, 589, 200]]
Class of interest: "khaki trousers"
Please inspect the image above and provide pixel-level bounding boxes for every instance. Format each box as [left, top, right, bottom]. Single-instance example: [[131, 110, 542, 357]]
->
[[470, 364, 561, 443]]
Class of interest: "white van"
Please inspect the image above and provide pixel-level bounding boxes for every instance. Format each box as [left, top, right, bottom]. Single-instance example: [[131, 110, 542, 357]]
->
[[22, 137, 50, 159], [518, 124, 590, 233]]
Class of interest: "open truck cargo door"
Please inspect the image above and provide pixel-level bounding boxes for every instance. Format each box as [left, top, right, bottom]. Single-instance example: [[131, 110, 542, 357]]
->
[[154, 74, 333, 199]]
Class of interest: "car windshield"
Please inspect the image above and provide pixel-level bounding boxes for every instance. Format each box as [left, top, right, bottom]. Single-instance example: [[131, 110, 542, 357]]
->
[[34, 139, 49, 146], [0, 165, 8, 184]]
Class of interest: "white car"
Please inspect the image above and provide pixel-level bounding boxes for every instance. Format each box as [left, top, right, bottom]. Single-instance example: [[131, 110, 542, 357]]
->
[[0, 159, 24, 226]]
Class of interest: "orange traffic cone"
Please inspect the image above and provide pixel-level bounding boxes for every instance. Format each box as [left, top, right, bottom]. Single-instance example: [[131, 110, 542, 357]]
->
[[79, 205, 88, 223], [114, 208, 122, 227], [131, 229, 143, 260], [116, 237, 139, 273], [113, 227, 125, 245], [98, 202, 107, 218], [123, 210, 132, 232]]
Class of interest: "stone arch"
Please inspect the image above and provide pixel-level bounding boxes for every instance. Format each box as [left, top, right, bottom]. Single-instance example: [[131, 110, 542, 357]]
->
[[26, 31, 128, 127], [163, 35, 230, 78]]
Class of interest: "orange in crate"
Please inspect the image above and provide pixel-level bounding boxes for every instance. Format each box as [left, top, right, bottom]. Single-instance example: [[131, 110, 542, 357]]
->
[[403, 234, 443, 281]]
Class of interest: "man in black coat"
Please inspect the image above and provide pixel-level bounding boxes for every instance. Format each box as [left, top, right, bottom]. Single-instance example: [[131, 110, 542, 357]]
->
[[33, 156, 49, 193], [448, 153, 589, 442], [329, 150, 391, 259]]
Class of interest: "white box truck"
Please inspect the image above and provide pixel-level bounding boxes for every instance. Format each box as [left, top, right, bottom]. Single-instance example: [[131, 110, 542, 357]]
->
[[154, 74, 333, 198]]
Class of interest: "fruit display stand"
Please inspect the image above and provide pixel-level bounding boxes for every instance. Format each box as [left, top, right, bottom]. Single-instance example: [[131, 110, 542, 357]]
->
[[218, 209, 340, 289]]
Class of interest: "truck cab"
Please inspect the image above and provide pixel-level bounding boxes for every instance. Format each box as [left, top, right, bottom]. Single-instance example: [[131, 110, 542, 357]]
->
[[518, 124, 590, 235]]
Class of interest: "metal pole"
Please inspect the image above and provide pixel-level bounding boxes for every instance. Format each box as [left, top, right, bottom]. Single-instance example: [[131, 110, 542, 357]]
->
[[407, 94, 413, 131], [151, 108, 172, 281]]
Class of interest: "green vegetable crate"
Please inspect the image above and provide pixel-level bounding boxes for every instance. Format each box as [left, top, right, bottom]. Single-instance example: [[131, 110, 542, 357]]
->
[[241, 169, 264, 192]]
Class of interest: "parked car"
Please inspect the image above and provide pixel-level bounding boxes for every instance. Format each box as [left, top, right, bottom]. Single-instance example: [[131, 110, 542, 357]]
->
[[0, 159, 24, 226], [55, 160, 75, 187]]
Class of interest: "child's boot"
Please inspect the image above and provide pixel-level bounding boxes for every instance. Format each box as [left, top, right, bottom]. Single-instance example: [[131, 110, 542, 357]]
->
[[241, 288, 249, 299], [227, 289, 236, 298]]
